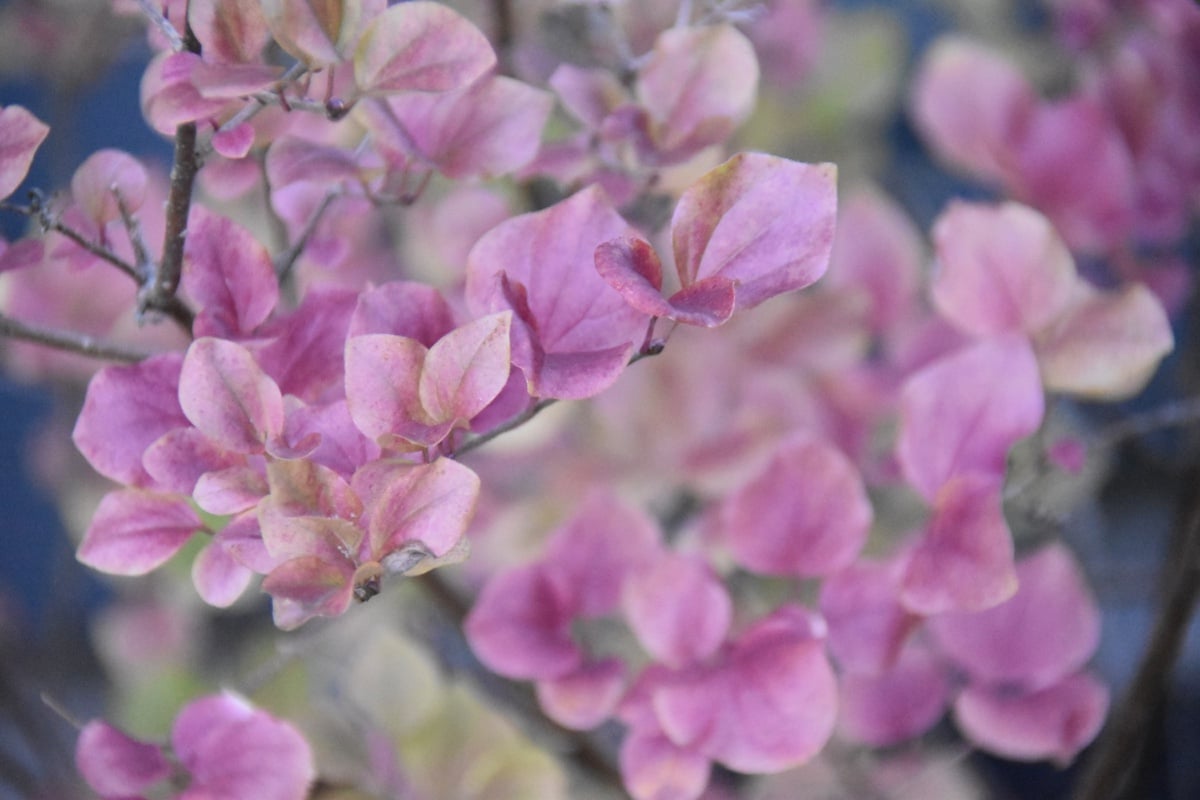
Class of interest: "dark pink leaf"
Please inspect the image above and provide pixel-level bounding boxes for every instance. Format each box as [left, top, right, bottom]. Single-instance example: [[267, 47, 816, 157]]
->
[[838, 644, 950, 746], [928, 543, 1100, 689], [77, 489, 202, 575], [897, 335, 1043, 501], [466, 186, 651, 399], [901, 474, 1018, 615], [347, 280, 454, 344], [954, 672, 1108, 764], [819, 554, 920, 674], [172, 692, 315, 798], [183, 209, 279, 337], [0, 237, 43, 274], [536, 658, 626, 731], [465, 563, 583, 680], [73, 353, 189, 488], [70, 150, 148, 228], [1034, 282, 1174, 400], [75, 720, 170, 797], [595, 236, 737, 327], [622, 552, 731, 668], [179, 338, 285, 454], [381, 75, 553, 178], [192, 540, 254, 607], [721, 435, 871, 577], [353, 1, 495, 95], [618, 729, 711, 800], [0, 105, 49, 201], [366, 457, 480, 559], [254, 286, 357, 402], [671, 153, 837, 310], [931, 201, 1077, 337], [634, 24, 759, 162]]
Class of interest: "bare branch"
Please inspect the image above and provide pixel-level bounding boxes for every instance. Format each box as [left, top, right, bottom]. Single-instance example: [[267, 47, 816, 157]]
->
[[0, 312, 153, 363], [275, 189, 338, 280], [454, 398, 557, 458], [3, 198, 139, 281], [132, 0, 185, 52]]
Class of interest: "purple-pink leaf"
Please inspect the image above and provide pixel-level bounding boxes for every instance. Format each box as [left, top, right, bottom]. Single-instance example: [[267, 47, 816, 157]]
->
[[536, 658, 626, 731], [77, 489, 202, 575], [179, 338, 285, 454], [0, 105, 49, 201], [465, 563, 583, 680], [466, 186, 651, 399], [634, 24, 759, 162], [721, 436, 871, 577], [353, 1, 495, 95], [619, 729, 711, 800], [183, 209, 279, 338], [193, 540, 254, 607], [75, 720, 171, 797], [897, 335, 1044, 501], [254, 286, 357, 402], [380, 75, 553, 179], [70, 150, 148, 228], [820, 554, 920, 674], [366, 458, 480, 559], [1034, 282, 1174, 400], [671, 153, 837, 311], [838, 644, 950, 746], [595, 236, 736, 327], [347, 280, 454, 343], [931, 201, 1077, 337], [954, 672, 1108, 764], [73, 353, 189, 488], [901, 474, 1018, 615], [622, 553, 731, 668], [929, 543, 1100, 689], [171, 692, 315, 799]]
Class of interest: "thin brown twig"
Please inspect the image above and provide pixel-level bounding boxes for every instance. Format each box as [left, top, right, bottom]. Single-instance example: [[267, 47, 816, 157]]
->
[[0, 312, 152, 363], [275, 189, 338, 280], [114, 188, 154, 280], [2, 198, 139, 281]]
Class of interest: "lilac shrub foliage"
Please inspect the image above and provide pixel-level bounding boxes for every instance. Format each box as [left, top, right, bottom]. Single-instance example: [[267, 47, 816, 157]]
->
[[0, 0, 1193, 797]]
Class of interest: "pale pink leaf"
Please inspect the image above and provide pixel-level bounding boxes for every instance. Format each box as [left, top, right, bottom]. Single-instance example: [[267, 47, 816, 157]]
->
[[1035, 282, 1174, 400], [418, 311, 512, 426], [671, 153, 837, 310], [536, 658, 626, 731], [929, 543, 1101, 688], [70, 150, 148, 228], [141, 52, 229, 135], [623, 553, 731, 668], [838, 645, 951, 746], [901, 474, 1018, 615], [897, 335, 1044, 501], [266, 135, 362, 188], [183, 209, 279, 337], [931, 201, 1077, 337], [261, 555, 355, 627], [191, 61, 284, 99], [77, 489, 202, 575], [345, 333, 447, 448], [721, 435, 872, 577], [367, 458, 480, 559], [618, 729, 711, 800], [73, 353, 189, 488], [353, 2, 495, 95], [211, 121, 256, 159], [194, 465, 269, 515], [259, 0, 371, 66], [143, 428, 242, 495], [192, 540, 254, 607], [954, 672, 1108, 764], [179, 338, 285, 454], [189, 0, 271, 63], [258, 503, 362, 563], [75, 720, 171, 797], [265, 458, 362, 519], [0, 105, 49, 201]]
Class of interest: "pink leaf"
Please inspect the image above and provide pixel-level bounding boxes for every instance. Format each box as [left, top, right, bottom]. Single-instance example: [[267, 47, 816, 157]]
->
[[191, 62, 283, 99], [353, 1, 495, 95], [721, 436, 871, 577], [75, 720, 170, 797], [194, 465, 269, 515], [189, 0, 272, 63], [1034, 282, 1174, 400], [211, 121, 256, 159], [347, 280, 454, 343], [536, 658, 626, 731], [897, 335, 1044, 501], [635, 24, 759, 162], [77, 489, 202, 575], [266, 135, 363, 188], [192, 540, 254, 607], [172, 692, 315, 799], [954, 672, 1109, 764], [623, 553, 731, 668], [254, 285, 357, 402], [179, 338, 285, 454], [345, 333, 448, 448], [0, 105, 50, 201], [619, 729, 711, 800], [366, 457, 480, 559], [381, 75, 553, 178], [266, 458, 362, 519], [70, 150, 148, 228], [820, 554, 920, 674], [142, 428, 242, 495], [929, 543, 1101, 689], [838, 644, 951, 746], [418, 311, 512, 427], [73, 353, 189, 488], [259, 0, 373, 66], [262, 555, 355, 628], [465, 563, 583, 680], [901, 474, 1018, 615], [466, 186, 651, 399], [671, 153, 837, 311], [259, 504, 362, 564], [141, 52, 229, 135], [183, 209, 279, 337], [931, 201, 1077, 337], [595, 236, 736, 327]]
